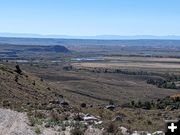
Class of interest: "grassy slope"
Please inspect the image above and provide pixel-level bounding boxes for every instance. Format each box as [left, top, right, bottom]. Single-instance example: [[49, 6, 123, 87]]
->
[[0, 64, 62, 110]]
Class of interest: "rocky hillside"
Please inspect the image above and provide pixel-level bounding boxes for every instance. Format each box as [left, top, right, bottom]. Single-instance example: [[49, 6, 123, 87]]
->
[[0, 64, 63, 110], [0, 64, 180, 134]]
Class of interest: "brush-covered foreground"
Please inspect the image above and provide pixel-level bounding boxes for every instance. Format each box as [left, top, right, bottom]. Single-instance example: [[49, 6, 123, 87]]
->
[[0, 40, 180, 134], [0, 63, 179, 135]]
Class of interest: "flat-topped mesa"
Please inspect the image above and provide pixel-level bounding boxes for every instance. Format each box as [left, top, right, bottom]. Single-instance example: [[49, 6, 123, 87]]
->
[[26, 45, 70, 53]]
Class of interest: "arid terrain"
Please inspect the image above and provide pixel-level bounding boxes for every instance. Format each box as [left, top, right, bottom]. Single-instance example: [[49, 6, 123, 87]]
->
[[0, 38, 180, 134]]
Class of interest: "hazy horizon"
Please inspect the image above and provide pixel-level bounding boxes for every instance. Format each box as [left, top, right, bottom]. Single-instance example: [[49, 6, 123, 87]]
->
[[1, 33, 180, 40]]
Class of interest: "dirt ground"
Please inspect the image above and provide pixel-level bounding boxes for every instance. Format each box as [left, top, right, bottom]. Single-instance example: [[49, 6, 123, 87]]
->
[[0, 108, 35, 135]]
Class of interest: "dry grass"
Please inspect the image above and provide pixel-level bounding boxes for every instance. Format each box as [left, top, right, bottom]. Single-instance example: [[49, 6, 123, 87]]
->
[[1, 57, 179, 132], [72, 56, 180, 74], [73, 62, 180, 69], [102, 56, 180, 62], [0, 63, 64, 111]]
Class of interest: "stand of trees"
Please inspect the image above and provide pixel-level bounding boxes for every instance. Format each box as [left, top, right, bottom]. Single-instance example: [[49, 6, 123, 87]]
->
[[124, 96, 180, 110], [147, 78, 177, 89]]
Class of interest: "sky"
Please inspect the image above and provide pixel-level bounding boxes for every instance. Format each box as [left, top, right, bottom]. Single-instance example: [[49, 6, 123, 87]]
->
[[0, 0, 180, 36]]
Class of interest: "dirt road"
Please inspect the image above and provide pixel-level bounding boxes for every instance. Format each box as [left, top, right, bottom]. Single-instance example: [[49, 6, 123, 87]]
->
[[0, 108, 35, 135]]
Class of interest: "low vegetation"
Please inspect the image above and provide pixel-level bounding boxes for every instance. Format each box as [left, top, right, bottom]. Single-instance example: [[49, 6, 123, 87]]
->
[[1, 42, 180, 134], [125, 95, 180, 110]]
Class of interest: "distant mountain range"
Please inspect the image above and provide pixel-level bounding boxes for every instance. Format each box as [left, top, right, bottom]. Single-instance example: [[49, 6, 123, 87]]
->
[[0, 33, 180, 40]]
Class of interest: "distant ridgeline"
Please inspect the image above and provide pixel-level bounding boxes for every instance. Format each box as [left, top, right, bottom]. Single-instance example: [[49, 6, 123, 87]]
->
[[1, 37, 180, 46]]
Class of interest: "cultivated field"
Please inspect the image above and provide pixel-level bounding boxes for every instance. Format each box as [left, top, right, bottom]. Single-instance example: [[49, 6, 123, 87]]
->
[[73, 56, 180, 74]]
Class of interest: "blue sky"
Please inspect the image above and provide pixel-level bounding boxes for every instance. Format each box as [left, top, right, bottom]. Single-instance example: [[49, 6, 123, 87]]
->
[[0, 0, 180, 36]]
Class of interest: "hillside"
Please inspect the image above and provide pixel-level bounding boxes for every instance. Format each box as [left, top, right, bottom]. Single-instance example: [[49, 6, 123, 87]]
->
[[0, 64, 63, 110], [0, 61, 179, 134], [0, 56, 179, 134]]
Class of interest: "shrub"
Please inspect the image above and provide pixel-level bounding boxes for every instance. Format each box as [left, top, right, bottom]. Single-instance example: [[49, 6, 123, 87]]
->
[[173, 96, 180, 102], [147, 120, 152, 125], [137, 101, 142, 108], [15, 75, 18, 82], [50, 111, 60, 121], [70, 127, 84, 135], [98, 109, 113, 120], [80, 103, 86, 108], [109, 100, 114, 105], [63, 65, 73, 71], [32, 80, 36, 85], [105, 121, 118, 133], [2, 100, 10, 107], [171, 82, 177, 89], [131, 100, 135, 106], [15, 65, 22, 74], [28, 117, 36, 126], [40, 77, 43, 81], [34, 110, 46, 119], [143, 101, 151, 110], [34, 127, 41, 134]]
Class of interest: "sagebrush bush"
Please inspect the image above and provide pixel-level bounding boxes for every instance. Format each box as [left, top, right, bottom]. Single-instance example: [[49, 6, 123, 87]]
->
[[105, 121, 118, 133], [70, 127, 84, 135]]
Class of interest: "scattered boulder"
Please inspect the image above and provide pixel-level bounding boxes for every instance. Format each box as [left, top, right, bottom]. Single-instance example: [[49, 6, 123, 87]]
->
[[73, 113, 84, 121], [165, 105, 177, 111], [59, 94, 64, 98], [83, 116, 98, 122], [85, 126, 103, 135], [46, 103, 56, 110], [152, 131, 164, 135], [132, 131, 151, 135], [49, 100, 60, 104], [94, 121, 103, 125], [113, 112, 126, 122], [83, 114, 99, 122], [44, 123, 51, 128], [112, 115, 124, 122], [60, 100, 69, 106], [105, 105, 115, 111], [118, 126, 128, 135]]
